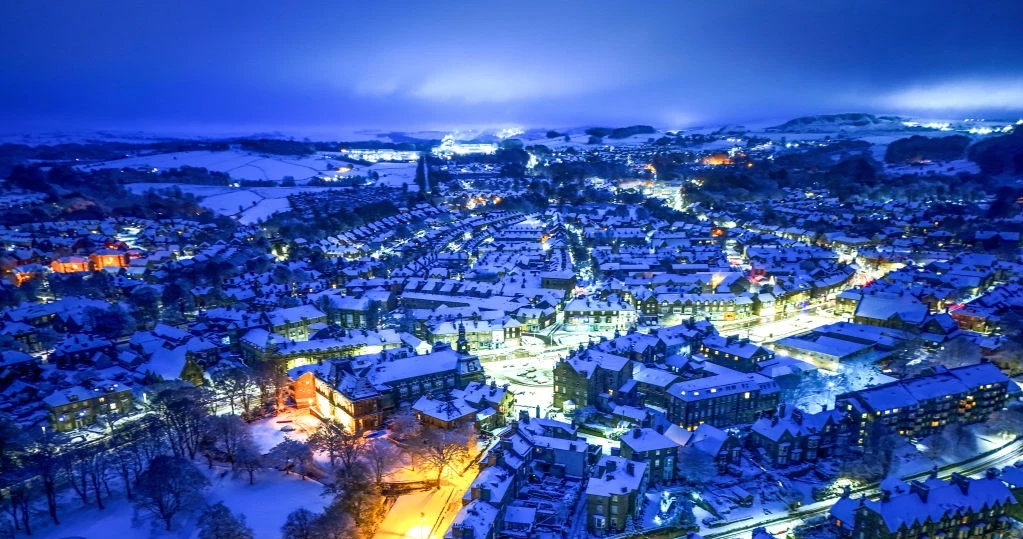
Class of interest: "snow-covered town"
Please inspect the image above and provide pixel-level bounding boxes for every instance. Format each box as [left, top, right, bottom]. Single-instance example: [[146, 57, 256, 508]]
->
[[4, 3, 1023, 539], [2, 114, 1023, 539]]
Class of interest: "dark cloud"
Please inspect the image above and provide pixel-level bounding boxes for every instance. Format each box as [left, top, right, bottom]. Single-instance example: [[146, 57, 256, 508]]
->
[[1, 1, 1021, 135]]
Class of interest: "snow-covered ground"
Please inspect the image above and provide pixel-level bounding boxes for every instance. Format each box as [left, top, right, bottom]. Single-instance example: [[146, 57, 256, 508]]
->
[[123, 183, 340, 223], [31, 467, 328, 539], [484, 356, 558, 418], [80, 150, 335, 183]]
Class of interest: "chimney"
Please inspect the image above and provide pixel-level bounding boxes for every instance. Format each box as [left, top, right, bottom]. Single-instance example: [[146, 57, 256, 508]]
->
[[778, 403, 787, 418], [606, 459, 617, 473], [880, 489, 891, 502], [791, 409, 803, 426], [519, 410, 530, 423], [633, 428, 642, 439], [949, 473, 970, 494], [910, 480, 929, 503], [626, 462, 635, 475]]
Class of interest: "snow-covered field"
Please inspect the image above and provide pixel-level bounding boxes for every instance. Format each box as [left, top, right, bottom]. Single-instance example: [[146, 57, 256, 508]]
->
[[124, 183, 341, 223], [81, 150, 336, 183]]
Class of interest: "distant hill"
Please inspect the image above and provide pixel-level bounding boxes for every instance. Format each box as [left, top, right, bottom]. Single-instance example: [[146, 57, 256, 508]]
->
[[584, 125, 656, 139], [769, 113, 907, 133], [968, 127, 1023, 175], [884, 135, 971, 164]]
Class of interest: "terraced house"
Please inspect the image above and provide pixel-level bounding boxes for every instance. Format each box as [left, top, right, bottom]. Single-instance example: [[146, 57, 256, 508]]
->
[[836, 362, 1011, 444], [829, 472, 1017, 539]]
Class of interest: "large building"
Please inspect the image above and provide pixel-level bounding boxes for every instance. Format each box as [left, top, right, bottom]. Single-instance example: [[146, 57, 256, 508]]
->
[[836, 362, 1011, 444], [290, 341, 485, 432], [553, 349, 633, 411], [661, 356, 780, 430], [829, 473, 1017, 539]]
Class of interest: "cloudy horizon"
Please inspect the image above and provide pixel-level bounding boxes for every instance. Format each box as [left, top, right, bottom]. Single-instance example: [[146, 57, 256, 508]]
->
[[2, 1, 1022, 137]]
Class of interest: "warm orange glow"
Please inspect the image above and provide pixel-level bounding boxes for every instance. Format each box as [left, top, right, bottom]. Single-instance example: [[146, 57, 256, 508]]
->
[[710, 227, 726, 237], [701, 153, 733, 166]]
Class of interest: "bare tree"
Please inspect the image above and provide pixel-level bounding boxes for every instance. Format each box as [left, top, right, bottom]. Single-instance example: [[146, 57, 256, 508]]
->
[[677, 447, 717, 485], [308, 420, 366, 472], [204, 415, 252, 466], [365, 440, 398, 484], [235, 438, 264, 485], [135, 456, 210, 531], [419, 426, 472, 483], [266, 439, 316, 479], [197, 502, 254, 539], [153, 385, 212, 459], [214, 367, 256, 416], [387, 409, 421, 441]]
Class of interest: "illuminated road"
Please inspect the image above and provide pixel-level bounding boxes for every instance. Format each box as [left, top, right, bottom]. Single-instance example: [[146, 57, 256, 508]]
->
[[374, 488, 455, 539], [699, 437, 1023, 539]]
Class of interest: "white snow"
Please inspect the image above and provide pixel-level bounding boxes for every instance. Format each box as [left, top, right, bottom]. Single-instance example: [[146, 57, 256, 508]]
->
[[80, 150, 336, 183]]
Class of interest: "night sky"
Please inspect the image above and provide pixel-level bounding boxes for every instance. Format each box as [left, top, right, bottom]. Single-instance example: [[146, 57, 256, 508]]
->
[[2, 1, 1022, 136]]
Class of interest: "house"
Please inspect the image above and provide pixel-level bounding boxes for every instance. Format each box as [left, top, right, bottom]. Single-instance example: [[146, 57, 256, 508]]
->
[[829, 472, 1016, 539], [586, 455, 647, 535], [618, 427, 681, 484], [699, 335, 775, 373], [44, 383, 133, 432], [747, 404, 851, 467], [414, 393, 478, 429], [262, 304, 327, 341], [553, 349, 633, 412]]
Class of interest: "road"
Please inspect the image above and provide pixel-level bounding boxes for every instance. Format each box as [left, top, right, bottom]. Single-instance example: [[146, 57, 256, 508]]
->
[[699, 437, 1023, 539]]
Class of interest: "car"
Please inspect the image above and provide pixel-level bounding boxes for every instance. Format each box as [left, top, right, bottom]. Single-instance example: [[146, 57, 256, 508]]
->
[[280, 425, 296, 432]]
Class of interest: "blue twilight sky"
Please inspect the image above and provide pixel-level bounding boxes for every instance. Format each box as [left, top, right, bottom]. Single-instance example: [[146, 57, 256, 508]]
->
[[1, 0, 1022, 136]]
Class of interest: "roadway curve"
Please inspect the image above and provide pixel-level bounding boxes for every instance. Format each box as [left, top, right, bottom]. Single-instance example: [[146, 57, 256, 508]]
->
[[699, 437, 1023, 539]]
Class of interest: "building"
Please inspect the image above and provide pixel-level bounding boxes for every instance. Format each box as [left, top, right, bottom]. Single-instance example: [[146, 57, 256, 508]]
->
[[699, 335, 775, 373], [562, 297, 637, 333], [553, 349, 633, 411], [662, 356, 780, 430], [290, 342, 485, 431], [836, 362, 1011, 444], [262, 304, 327, 341], [618, 427, 680, 484], [829, 473, 1016, 539], [44, 384, 133, 432], [747, 404, 851, 467], [586, 455, 647, 535]]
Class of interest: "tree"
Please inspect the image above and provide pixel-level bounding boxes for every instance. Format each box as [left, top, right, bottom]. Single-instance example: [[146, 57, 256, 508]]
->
[[214, 368, 255, 416], [266, 439, 316, 479], [235, 438, 264, 485], [841, 421, 899, 482], [387, 409, 421, 441], [25, 433, 61, 524], [365, 440, 398, 484], [198, 502, 254, 539], [282, 508, 318, 539], [323, 463, 381, 538], [203, 414, 252, 466], [135, 456, 210, 531], [308, 420, 365, 472], [418, 426, 472, 483], [153, 384, 211, 459]]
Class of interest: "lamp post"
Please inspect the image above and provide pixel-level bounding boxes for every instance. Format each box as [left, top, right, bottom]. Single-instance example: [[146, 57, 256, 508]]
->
[[420, 512, 427, 539]]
